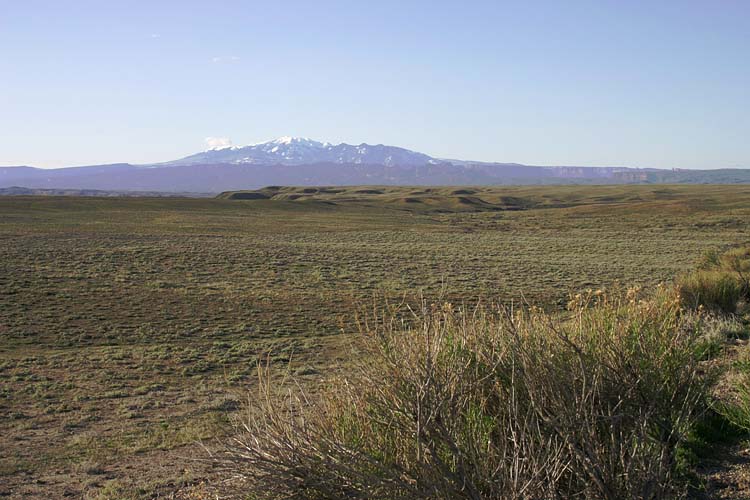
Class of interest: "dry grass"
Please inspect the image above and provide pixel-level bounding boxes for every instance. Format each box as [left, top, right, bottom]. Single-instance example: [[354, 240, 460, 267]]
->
[[217, 286, 710, 499], [677, 271, 743, 314], [678, 245, 750, 314]]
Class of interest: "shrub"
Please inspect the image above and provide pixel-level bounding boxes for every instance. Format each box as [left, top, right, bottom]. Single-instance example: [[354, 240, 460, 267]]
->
[[682, 245, 750, 313], [677, 270, 742, 314], [216, 287, 708, 499], [721, 247, 750, 300]]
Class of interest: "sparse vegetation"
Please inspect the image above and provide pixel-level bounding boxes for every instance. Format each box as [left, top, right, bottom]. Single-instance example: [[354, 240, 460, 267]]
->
[[2, 185, 750, 497]]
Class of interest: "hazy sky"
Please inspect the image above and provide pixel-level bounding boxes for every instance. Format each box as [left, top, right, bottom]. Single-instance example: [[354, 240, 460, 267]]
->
[[2, 0, 749, 169]]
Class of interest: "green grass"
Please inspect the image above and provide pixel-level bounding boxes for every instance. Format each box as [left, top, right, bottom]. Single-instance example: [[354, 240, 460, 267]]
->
[[2, 184, 750, 497]]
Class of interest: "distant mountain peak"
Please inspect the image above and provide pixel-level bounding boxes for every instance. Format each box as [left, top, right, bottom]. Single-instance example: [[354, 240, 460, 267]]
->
[[266, 136, 325, 147], [173, 137, 437, 167], [206, 137, 328, 152]]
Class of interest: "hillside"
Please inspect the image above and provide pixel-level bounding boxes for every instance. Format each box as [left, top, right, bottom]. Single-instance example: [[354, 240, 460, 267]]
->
[[218, 184, 750, 213]]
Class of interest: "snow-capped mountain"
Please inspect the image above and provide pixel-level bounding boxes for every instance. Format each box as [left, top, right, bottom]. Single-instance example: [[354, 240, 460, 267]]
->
[[165, 136, 441, 167], [9, 135, 744, 194]]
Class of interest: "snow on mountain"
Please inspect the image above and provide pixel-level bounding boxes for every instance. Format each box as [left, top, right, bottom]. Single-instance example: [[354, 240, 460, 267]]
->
[[165, 137, 440, 167]]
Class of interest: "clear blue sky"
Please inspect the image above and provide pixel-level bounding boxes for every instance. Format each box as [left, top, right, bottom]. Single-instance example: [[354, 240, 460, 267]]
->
[[2, 0, 748, 169]]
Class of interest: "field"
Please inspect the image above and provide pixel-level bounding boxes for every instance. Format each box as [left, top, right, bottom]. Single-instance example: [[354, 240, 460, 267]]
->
[[2, 184, 750, 498]]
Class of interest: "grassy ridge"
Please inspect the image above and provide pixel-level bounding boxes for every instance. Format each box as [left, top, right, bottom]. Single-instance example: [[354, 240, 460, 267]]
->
[[218, 184, 750, 213]]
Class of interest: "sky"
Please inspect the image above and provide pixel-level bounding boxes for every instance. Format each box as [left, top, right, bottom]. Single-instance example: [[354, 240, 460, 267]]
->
[[1, 0, 749, 169]]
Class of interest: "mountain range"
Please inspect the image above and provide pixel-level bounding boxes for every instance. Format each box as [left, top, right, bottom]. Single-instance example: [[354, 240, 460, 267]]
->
[[167, 136, 438, 167], [2, 137, 749, 194]]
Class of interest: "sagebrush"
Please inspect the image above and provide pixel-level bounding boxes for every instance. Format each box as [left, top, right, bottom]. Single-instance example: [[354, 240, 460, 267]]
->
[[217, 287, 710, 499]]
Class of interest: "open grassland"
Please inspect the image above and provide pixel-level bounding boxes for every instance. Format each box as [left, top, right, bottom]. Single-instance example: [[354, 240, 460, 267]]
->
[[2, 184, 750, 498]]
